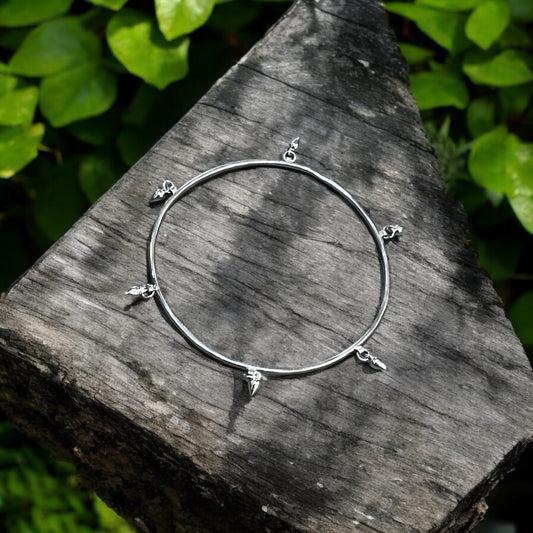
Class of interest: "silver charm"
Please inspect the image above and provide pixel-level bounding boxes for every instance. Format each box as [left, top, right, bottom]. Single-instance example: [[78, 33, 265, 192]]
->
[[282, 137, 300, 162], [354, 346, 387, 371], [125, 284, 157, 299], [244, 369, 263, 397], [380, 224, 403, 242], [150, 180, 177, 204]]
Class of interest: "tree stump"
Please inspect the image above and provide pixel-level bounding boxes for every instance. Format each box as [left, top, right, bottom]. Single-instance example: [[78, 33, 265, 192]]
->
[[1, 0, 532, 531]]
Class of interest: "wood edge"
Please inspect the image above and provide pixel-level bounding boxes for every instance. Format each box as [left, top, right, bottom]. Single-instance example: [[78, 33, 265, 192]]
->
[[432, 438, 533, 532]]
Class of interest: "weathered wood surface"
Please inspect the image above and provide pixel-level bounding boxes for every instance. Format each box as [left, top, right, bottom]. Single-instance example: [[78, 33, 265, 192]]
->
[[1, 0, 533, 531]]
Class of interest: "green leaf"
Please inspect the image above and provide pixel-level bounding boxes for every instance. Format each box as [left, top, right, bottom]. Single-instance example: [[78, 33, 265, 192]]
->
[[410, 72, 469, 110], [93, 495, 132, 532], [469, 127, 533, 233], [32, 159, 87, 241], [8, 17, 100, 77], [0, 0, 73, 27], [207, 1, 262, 30], [66, 111, 119, 146], [40, 62, 117, 127], [504, 135, 533, 192], [0, 73, 18, 96], [466, 0, 510, 50], [116, 126, 155, 166], [468, 126, 509, 192], [466, 97, 495, 137], [429, 58, 462, 76], [107, 9, 189, 89], [0, 123, 44, 178], [155, 0, 216, 40], [463, 49, 533, 86], [386, 3, 469, 53], [452, 181, 492, 213], [470, 235, 524, 281], [0, 28, 30, 50], [509, 291, 533, 344], [499, 23, 531, 48], [505, 135, 533, 232], [398, 43, 435, 65], [78, 150, 124, 202], [498, 83, 533, 118], [86, 0, 130, 10], [0, 86, 39, 125], [121, 83, 158, 125], [510, 0, 533, 22], [508, 190, 533, 233], [0, 231, 30, 291], [415, 0, 484, 10]]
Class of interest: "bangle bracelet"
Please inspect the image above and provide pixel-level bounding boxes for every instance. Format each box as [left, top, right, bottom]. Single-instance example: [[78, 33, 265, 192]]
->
[[127, 138, 403, 397]]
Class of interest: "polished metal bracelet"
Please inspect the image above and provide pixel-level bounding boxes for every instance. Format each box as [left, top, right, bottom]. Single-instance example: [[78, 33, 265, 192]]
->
[[127, 138, 403, 397]]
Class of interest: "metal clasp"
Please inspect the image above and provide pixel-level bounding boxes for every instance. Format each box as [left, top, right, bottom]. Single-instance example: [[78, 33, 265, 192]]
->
[[282, 137, 300, 163]]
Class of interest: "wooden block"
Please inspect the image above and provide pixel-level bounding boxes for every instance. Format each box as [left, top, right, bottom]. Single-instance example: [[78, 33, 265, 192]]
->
[[1, 0, 532, 531]]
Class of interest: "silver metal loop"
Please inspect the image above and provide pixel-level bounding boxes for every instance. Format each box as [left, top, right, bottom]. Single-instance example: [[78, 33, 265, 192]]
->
[[146, 158, 393, 379], [355, 346, 371, 362], [282, 151, 296, 163]]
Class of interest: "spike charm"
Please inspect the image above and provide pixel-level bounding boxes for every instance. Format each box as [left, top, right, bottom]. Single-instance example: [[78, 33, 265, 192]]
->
[[282, 137, 300, 162], [125, 284, 157, 299], [354, 346, 387, 371], [243, 369, 263, 397], [379, 224, 403, 242], [150, 180, 177, 204]]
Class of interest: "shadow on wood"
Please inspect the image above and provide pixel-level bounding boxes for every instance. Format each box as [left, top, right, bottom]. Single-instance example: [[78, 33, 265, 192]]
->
[[1, 0, 532, 531]]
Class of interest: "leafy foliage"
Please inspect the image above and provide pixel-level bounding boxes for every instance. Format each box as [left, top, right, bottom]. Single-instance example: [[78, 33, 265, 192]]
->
[[386, 0, 533, 342], [0, 0, 290, 530], [0, 0, 74, 27], [0, 123, 44, 178], [155, 0, 216, 40], [106, 9, 189, 89]]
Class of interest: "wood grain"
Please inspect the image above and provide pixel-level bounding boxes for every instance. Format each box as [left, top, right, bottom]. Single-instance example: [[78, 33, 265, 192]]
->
[[1, 1, 532, 531]]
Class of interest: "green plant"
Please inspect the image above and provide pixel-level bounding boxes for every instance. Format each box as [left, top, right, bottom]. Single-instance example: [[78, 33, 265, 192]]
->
[[386, 0, 533, 354], [388, 0, 533, 231]]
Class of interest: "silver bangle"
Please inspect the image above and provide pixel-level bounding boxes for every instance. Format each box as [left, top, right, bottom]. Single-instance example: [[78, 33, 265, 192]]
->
[[127, 138, 403, 397]]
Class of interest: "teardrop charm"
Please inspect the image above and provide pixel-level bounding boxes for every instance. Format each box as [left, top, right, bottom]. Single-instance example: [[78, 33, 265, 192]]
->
[[243, 369, 262, 397]]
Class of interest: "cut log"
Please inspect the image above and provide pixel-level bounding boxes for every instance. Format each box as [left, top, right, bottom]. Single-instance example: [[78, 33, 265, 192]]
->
[[1, 0, 532, 531]]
